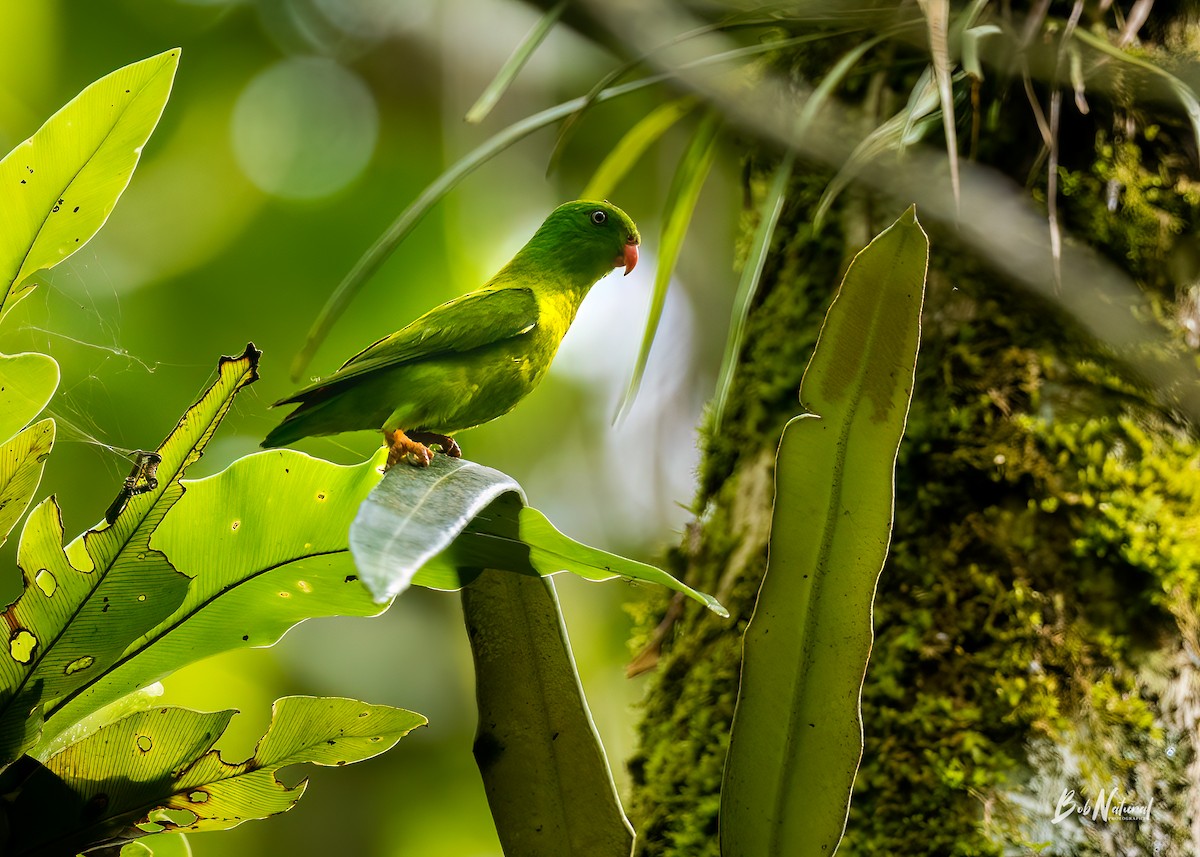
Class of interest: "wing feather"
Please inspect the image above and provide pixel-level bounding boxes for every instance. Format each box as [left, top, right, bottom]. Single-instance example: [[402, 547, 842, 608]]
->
[[276, 287, 539, 404]]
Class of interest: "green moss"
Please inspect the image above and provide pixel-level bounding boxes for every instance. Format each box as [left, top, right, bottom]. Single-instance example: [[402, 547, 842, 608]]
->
[[628, 12, 1200, 855]]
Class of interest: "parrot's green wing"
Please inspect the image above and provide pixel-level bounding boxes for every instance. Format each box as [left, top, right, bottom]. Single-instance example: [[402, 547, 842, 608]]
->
[[277, 287, 539, 404]]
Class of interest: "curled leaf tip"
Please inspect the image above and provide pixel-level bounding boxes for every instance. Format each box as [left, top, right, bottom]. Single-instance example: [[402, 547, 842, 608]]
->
[[707, 598, 730, 619]]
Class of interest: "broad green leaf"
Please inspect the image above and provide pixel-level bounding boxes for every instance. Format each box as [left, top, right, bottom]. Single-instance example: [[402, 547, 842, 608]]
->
[[350, 457, 518, 601], [42, 448, 388, 745], [581, 96, 698, 200], [0, 49, 179, 317], [712, 154, 792, 431], [131, 833, 192, 857], [7, 697, 425, 855], [0, 418, 54, 549], [350, 456, 726, 614], [616, 110, 721, 421], [463, 570, 633, 857], [486, 504, 728, 617], [0, 346, 259, 766], [0, 353, 59, 443], [465, 0, 566, 124], [721, 208, 929, 857]]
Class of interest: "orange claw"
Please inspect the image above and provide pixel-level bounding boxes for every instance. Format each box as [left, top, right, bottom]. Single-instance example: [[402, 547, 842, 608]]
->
[[409, 430, 462, 459], [383, 428, 434, 469]]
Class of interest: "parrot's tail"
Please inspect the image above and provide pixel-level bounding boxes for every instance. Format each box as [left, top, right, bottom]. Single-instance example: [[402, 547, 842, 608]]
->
[[261, 399, 337, 449]]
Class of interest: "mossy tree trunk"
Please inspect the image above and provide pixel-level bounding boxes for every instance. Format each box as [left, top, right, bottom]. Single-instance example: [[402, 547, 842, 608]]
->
[[625, 9, 1200, 856]]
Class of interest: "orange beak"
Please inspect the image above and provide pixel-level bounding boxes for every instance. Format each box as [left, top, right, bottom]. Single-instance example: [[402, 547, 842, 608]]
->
[[621, 240, 639, 276]]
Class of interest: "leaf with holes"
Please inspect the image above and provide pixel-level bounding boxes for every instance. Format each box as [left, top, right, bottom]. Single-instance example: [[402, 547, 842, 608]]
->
[[0, 49, 178, 317], [0, 419, 54, 550], [5, 696, 425, 855], [42, 448, 389, 743], [0, 346, 259, 768]]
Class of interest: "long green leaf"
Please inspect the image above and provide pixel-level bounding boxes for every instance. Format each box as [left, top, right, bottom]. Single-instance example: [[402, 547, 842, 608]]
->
[[465, 1, 566, 124], [464, 570, 633, 857], [41, 448, 389, 744], [616, 110, 721, 421], [712, 154, 792, 431], [0, 353, 59, 443], [794, 37, 886, 142], [0, 346, 259, 766], [582, 96, 698, 200], [917, 0, 960, 212], [8, 697, 425, 855], [0, 418, 54, 549], [814, 68, 938, 230], [0, 49, 178, 317], [720, 208, 929, 857], [350, 456, 725, 614]]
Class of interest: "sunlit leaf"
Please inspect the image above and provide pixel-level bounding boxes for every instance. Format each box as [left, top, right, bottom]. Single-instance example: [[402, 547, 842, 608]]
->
[[463, 570, 633, 857], [0, 49, 179, 317], [0, 346, 259, 766], [350, 457, 518, 602], [8, 697, 425, 854], [721, 208, 929, 857], [0, 418, 54, 549], [350, 456, 725, 614], [582, 96, 698, 200], [465, 0, 566, 124], [0, 352, 59, 443], [616, 110, 721, 421], [42, 448, 388, 744], [712, 154, 792, 431]]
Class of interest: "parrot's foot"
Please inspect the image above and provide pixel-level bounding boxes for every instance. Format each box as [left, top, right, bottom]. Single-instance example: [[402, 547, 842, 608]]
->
[[383, 429, 434, 469], [409, 431, 462, 459]]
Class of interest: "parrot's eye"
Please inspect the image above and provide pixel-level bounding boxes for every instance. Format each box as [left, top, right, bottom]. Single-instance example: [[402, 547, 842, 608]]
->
[[590, 210, 607, 225]]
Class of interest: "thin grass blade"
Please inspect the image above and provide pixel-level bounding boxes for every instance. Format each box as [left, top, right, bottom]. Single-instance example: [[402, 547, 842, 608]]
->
[[465, 1, 566, 124], [712, 153, 792, 431], [917, 0, 960, 213], [582, 96, 697, 200], [615, 110, 721, 422]]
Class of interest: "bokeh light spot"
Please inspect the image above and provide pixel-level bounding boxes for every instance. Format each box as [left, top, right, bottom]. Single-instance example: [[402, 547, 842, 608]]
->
[[232, 56, 377, 200]]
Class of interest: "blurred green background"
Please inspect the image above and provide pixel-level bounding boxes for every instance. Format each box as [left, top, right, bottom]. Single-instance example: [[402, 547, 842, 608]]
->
[[0, 1, 740, 854]]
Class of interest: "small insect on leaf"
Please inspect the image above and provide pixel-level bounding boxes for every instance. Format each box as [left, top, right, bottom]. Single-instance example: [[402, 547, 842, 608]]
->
[[104, 450, 163, 526]]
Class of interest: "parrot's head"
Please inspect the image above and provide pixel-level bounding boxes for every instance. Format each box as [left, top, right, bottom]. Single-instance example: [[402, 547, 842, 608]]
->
[[536, 199, 641, 280]]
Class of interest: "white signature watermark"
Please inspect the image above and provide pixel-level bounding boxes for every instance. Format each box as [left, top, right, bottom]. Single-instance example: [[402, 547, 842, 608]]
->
[[1052, 788, 1154, 825]]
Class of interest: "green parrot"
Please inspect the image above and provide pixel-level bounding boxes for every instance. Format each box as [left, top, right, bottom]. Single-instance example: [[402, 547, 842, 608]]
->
[[263, 199, 641, 467]]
